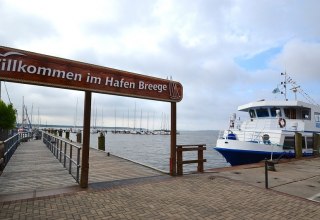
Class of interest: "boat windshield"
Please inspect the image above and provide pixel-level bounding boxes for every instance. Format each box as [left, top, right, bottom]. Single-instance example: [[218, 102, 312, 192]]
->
[[256, 108, 269, 117], [249, 109, 256, 118], [270, 107, 281, 117]]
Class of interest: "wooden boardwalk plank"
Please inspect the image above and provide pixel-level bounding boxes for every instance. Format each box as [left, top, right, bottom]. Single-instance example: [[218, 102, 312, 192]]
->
[[0, 139, 164, 197]]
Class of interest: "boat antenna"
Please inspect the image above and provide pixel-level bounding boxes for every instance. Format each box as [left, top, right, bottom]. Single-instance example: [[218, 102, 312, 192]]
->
[[281, 72, 319, 106], [280, 72, 288, 101]]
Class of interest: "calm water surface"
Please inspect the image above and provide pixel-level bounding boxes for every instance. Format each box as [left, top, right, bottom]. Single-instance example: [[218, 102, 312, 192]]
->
[[70, 130, 229, 172]]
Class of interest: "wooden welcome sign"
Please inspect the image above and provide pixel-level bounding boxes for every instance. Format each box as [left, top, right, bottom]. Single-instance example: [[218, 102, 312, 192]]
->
[[0, 46, 183, 102]]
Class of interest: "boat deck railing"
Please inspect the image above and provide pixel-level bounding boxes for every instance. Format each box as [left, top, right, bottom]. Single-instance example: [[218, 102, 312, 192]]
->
[[218, 129, 283, 146], [42, 132, 81, 183]]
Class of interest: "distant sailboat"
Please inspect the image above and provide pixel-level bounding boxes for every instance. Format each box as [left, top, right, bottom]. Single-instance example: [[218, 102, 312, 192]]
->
[[71, 98, 79, 133]]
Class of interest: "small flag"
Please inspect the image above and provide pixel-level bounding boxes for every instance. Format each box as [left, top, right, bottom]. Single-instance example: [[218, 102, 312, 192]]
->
[[272, 87, 280, 94]]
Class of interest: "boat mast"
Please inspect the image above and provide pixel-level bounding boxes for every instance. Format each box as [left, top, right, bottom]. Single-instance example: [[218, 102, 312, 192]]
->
[[281, 72, 288, 101]]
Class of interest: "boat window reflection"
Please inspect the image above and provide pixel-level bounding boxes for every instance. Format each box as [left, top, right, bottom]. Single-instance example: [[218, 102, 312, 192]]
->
[[284, 108, 296, 119], [256, 108, 269, 117], [249, 109, 256, 118], [302, 109, 310, 120], [270, 107, 281, 117]]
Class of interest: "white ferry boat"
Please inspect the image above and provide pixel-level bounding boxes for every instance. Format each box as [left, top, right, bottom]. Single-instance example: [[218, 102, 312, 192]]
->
[[215, 73, 320, 166]]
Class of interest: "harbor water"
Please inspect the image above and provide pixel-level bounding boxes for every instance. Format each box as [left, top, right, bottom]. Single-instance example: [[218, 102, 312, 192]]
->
[[70, 130, 230, 172]]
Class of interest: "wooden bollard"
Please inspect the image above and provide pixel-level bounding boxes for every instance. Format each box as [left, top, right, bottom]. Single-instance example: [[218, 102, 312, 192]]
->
[[58, 129, 63, 137], [313, 133, 320, 156], [54, 130, 58, 136], [65, 131, 70, 140], [295, 132, 302, 158], [98, 132, 105, 151], [76, 131, 82, 143]]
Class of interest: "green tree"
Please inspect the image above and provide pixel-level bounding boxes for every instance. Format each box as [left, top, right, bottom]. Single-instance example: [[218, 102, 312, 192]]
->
[[0, 100, 16, 129]]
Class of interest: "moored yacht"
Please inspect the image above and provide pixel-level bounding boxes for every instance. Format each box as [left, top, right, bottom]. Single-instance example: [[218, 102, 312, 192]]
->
[[215, 73, 320, 166]]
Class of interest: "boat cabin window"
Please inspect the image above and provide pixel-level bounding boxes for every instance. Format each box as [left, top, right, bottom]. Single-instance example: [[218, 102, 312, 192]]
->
[[302, 109, 310, 120], [315, 112, 320, 128], [283, 136, 295, 150], [283, 136, 310, 150], [256, 108, 269, 117], [284, 108, 296, 119], [315, 112, 320, 122], [284, 107, 311, 120], [270, 107, 281, 117], [249, 109, 256, 118]]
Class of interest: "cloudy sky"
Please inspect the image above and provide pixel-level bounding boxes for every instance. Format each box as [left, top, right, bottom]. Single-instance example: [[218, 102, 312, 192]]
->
[[1, 0, 320, 130]]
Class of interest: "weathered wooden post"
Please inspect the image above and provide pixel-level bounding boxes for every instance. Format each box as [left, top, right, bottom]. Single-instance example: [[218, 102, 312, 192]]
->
[[76, 131, 82, 143], [170, 102, 177, 176], [65, 130, 70, 140], [80, 91, 91, 188], [54, 129, 58, 136], [98, 132, 105, 151], [58, 129, 63, 137], [197, 145, 205, 173], [313, 133, 319, 156], [176, 146, 183, 176], [295, 132, 302, 158]]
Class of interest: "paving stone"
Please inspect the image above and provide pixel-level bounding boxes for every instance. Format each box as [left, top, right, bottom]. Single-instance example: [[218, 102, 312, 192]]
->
[[1, 139, 320, 219]]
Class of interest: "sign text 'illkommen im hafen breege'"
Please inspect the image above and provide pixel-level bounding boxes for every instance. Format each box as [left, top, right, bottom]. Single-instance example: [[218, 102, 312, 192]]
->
[[0, 46, 183, 187]]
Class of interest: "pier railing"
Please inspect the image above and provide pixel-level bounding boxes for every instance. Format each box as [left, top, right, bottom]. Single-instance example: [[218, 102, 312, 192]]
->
[[43, 132, 81, 183], [0, 132, 33, 170], [176, 144, 207, 175]]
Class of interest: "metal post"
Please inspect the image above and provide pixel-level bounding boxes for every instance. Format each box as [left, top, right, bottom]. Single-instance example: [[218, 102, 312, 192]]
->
[[77, 147, 81, 183], [265, 159, 268, 189], [69, 146, 72, 174], [80, 91, 91, 188], [313, 133, 319, 156], [295, 132, 302, 158], [64, 142, 67, 168], [170, 102, 177, 176]]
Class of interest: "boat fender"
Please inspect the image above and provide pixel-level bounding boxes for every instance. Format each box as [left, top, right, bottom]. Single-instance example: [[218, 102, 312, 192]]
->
[[227, 133, 237, 140], [262, 134, 271, 144], [278, 118, 286, 128]]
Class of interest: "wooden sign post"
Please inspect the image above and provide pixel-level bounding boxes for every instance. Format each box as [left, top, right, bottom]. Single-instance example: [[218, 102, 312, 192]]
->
[[0, 46, 183, 186]]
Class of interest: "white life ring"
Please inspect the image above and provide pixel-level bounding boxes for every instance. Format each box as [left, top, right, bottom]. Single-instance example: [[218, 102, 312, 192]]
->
[[278, 118, 286, 128]]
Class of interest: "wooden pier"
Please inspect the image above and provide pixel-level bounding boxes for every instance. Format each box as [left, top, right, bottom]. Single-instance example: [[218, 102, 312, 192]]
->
[[0, 139, 165, 201]]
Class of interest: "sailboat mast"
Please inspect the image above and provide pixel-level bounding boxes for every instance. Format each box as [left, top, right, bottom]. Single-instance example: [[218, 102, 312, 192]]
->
[[140, 109, 142, 130], [133, 102, 136, 130], [114, 107, 117, 132], [21, 96, 25, 128], [75, 98, 78, 129], [38, 108, 40, 128]]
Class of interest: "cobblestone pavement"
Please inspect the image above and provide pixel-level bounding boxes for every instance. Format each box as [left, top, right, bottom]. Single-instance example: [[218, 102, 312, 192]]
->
[[1, 140, 320, 219], [207, 157, 320, 203], [1, 174, 320, 220]]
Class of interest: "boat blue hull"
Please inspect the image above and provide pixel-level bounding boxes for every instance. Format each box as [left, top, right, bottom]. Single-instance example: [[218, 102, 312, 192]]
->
[[214, 147, 298, 166]]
